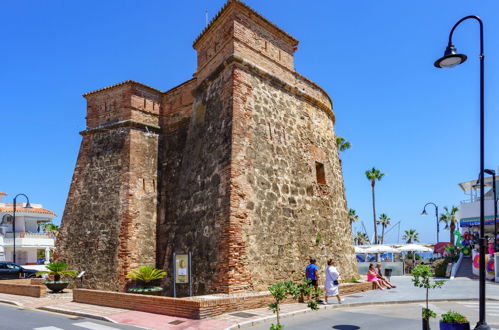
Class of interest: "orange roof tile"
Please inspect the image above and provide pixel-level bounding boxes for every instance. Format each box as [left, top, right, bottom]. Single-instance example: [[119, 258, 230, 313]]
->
[[0, 207, 56, 216]]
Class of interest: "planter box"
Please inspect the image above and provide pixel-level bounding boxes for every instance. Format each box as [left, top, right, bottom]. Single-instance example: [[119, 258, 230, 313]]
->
[[73, 282, 373, 319], [439, 322, 471, 330]]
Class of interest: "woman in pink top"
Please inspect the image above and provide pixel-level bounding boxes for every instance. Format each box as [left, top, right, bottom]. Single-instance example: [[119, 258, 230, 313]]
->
[[367, 264, 386, 290]]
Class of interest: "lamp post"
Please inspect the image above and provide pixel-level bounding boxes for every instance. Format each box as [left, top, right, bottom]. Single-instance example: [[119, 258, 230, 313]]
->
[[421, 202, 439, 243], [434, 15, 489, 330], [484, 169, 497, 252], [12, 194, 32, 264]]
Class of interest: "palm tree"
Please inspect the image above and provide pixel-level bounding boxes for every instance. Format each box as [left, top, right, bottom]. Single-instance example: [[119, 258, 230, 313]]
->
[[336, 136, 351, 152], [365, 167, 385, 244], [402, 229, 420, 243], [42, 223, 59, 238], [439, 206, 459, 244], [354, 232, 370, 245], [348, 208, 359, 225], [377, 213, 391, 244]]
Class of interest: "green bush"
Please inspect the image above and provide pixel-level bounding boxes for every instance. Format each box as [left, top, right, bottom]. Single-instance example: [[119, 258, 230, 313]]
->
[[433, 256, 458, 277], [433, 259, 447, 277], [441, 311, 468, 324]]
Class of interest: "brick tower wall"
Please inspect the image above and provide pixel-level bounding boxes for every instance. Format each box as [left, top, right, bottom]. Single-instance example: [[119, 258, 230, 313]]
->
[[57, 83, 161, 291]]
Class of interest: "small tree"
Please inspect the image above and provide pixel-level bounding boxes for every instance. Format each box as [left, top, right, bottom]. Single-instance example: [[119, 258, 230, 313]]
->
[[268, 280, 319, 329], [411, 265, 445, 326], [268, 282, 291, 330]]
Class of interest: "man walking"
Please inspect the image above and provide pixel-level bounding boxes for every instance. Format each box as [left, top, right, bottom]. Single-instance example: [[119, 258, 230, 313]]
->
[[306, 258, 319, 289]]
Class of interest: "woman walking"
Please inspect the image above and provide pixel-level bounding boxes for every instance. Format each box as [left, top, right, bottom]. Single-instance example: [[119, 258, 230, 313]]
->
[[324, 259, 343, 304]]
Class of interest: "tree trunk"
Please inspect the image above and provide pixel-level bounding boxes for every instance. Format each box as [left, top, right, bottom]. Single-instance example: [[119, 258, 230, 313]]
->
[[450, 221, 455, 245], [381, 225, 385, 244], [372, 182, 378, 244]]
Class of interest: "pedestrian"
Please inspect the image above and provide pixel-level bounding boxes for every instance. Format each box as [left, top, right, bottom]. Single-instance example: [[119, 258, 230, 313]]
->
[[305, 258, 319, 290], [324, 259, 343, 304]]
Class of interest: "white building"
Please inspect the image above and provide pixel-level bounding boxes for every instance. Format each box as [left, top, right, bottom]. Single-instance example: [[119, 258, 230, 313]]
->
[[457, 171, 499, 234], [0, 192, 56, 265]]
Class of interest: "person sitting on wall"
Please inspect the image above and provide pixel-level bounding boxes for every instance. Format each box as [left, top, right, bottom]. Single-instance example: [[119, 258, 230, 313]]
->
[[367, 264, 387, 290], [375, 263, 396, 289]]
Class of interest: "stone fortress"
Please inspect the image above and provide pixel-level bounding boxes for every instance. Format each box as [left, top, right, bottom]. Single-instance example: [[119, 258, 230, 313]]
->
[[57, 0, 357, 295]]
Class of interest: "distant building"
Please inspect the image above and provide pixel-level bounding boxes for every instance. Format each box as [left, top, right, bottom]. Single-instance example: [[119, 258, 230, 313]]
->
[[457, 170, 499, 234], [0, 192, 56, 265]]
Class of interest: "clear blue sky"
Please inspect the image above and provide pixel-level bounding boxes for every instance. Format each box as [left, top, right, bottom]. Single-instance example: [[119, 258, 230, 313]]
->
[[1, 1, 498, 244]]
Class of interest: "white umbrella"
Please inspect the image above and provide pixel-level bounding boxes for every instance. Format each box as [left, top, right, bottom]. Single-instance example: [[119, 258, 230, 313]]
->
[[354, 246, 368, 253], [397, 244, 433, 252], [361, 245, 399, 253]]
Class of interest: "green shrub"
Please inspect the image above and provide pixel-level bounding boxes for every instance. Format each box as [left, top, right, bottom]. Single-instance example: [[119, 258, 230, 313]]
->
[[441, 311, 468, 324], [126, 266, 166, 286], [349, 276, 360, 283], [36, 261, 77, 281], [433, 259, 447, 277]]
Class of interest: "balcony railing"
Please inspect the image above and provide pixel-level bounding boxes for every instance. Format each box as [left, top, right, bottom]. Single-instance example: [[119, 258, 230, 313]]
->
[[4, 232, 54, 239]]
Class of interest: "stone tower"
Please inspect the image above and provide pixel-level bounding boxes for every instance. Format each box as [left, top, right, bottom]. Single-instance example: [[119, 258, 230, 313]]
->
[[57, 0, 357, 295]]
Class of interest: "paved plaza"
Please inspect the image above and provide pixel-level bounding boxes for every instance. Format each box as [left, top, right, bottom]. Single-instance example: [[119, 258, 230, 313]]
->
[[0, 276, 496, 329]]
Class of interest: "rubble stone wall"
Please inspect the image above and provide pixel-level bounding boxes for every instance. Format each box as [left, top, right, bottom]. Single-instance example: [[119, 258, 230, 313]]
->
[[230, 65, 357, 290], [157, 68, 234, 296]]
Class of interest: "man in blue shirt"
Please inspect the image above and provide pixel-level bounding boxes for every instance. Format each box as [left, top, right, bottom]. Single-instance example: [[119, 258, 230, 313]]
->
[[305, 258, 319, 289]]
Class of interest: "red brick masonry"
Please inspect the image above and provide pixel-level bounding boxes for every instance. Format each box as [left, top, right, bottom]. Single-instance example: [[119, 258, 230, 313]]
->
[[0, 279, 47, 298], [73, 282, 372, 319]]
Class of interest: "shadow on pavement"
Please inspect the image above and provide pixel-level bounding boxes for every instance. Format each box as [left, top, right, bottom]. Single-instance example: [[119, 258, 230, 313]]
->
[[332, 325, 360, 330]]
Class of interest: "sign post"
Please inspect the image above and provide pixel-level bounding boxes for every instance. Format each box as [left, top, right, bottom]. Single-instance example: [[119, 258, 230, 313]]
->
[[173, 253, 192, 297]]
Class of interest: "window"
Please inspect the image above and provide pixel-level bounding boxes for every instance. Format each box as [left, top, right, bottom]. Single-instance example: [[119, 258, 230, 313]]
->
[[315, 162, 326, 184]]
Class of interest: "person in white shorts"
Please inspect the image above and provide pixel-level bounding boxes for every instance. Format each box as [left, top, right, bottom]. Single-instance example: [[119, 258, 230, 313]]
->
[[324, 259, 343, 304]]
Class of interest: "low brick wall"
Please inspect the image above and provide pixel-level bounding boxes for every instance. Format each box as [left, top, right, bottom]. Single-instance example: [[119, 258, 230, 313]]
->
[[0, 280, 46, 298], [340, 281, 373, 295], [73, 282, 372, 319], [73, 289, 202, 318]]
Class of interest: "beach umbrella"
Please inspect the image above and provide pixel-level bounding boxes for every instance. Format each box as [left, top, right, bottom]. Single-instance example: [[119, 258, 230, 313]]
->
[[361, 245, 401, 253], [397, 244, 433, 252]]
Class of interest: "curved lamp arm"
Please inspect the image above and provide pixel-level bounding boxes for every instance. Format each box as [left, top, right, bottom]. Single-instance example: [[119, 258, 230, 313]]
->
[[448, 15, 483, 56]]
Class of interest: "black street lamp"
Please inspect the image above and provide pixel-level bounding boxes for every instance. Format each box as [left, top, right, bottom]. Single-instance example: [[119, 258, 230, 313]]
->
[[12, 194, 32, 264], [421, 202, 439, 243], [484, 169, 497, 252], [434, 15, 489, 330]]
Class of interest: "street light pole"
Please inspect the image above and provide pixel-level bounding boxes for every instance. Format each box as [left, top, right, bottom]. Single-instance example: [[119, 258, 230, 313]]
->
[[434, 15, 489, 330], [421, 202, 439, 243], [484, 169, 497, 252], [12, 194, 32, 264]]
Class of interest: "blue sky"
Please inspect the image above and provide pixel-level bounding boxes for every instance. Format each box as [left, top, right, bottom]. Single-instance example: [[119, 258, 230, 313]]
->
[[1, 1, 498, 244]]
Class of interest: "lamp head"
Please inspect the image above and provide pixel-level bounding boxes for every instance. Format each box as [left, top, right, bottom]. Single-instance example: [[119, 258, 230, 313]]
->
[[24, 201, 32, 209], [421, 209, 428, 216], [434, 44, 467, 68]]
